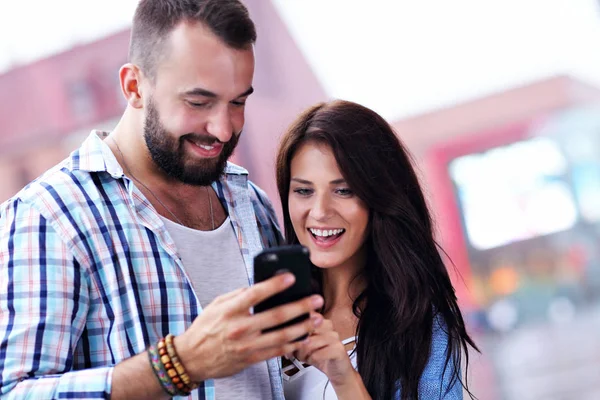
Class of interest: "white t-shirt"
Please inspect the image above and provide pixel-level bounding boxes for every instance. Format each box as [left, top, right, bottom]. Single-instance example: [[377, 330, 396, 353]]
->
[[161, 216, 273, 400]]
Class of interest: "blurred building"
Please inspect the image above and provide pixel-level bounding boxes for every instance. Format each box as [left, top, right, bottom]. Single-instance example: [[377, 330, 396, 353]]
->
[[1, 1, 600, 399], [0, 0, 326, 203], [400, 76, 600, 399], [0, 29, 129, 200]]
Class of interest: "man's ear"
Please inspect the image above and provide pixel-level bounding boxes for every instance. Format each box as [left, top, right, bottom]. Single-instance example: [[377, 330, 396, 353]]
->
[[119, 63, 145, 109]]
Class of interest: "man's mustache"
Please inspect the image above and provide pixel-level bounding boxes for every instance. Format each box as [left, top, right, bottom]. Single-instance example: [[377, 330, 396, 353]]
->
[[181, 132, 239, 145]]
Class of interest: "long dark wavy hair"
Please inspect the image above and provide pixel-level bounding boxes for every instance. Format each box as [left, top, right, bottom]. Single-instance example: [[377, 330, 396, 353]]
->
[[276, 100, 479, 400]]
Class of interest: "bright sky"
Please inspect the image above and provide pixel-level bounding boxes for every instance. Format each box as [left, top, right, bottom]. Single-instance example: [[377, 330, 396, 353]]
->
[[2, 0, 600, 121], [273, 0, 600, 120], [0, 0, 138, 71]]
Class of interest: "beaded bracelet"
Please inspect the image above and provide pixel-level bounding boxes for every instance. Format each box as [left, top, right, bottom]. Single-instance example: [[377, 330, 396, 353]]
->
[[165, 333, 200, 391], [158, 336, 192, 395], [148, 343, 179, 397]]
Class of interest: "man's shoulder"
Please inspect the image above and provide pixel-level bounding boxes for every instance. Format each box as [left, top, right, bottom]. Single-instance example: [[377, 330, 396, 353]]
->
[[221, 162, 272, 207], [223, 161, 249, 176], [221, 162, 283, 246], [247, 180, 273, 207], [5, 132, 117, 210], [247, 180, 283, 247], [2, 157, 116, 221]]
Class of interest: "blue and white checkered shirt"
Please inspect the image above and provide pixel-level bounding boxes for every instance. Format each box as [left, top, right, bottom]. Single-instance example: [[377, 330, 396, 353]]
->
[[0, 131, 284, 399]]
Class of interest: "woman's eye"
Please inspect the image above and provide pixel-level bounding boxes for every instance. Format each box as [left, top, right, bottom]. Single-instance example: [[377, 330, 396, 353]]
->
[[336, 188, 353, 196], [293, 188, 312, 196]]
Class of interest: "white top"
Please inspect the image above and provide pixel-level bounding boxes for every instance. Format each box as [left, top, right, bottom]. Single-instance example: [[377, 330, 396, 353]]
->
[[161, 216, 273, 400], [283, 337, 358, 400]]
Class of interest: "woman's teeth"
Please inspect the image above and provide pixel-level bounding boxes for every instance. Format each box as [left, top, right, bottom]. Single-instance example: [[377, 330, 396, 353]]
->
[[309, 228, 345, 237]]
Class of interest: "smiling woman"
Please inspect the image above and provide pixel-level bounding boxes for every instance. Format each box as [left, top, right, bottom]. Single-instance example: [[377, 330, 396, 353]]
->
[[288, 143, 370, 272], [276, 100, 479, 400]]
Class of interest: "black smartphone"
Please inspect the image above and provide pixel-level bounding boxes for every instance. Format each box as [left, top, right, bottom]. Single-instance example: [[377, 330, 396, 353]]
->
[[253, 245, 313, 338]]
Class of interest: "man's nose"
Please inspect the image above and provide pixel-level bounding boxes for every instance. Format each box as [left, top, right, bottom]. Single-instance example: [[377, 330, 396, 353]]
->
[[206, 105, 234, 143]]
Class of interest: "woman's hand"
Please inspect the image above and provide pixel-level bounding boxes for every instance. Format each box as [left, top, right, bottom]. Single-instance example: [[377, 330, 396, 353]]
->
[[291, 315, 372, 400], [293, 316, 355, 387]]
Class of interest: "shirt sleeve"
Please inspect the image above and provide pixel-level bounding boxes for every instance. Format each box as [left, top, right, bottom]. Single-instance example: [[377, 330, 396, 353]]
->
[[0, 198, 113, 399], [417, 316, 464, 399]]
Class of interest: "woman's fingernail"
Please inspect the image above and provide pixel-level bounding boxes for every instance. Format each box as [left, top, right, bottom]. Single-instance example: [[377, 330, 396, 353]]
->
[[312, 296, 324, 307], [312, 315, 323, 327]]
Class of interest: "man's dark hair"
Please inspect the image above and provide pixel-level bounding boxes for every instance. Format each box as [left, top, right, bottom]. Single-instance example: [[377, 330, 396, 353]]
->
[[129, 0, 257, 79]]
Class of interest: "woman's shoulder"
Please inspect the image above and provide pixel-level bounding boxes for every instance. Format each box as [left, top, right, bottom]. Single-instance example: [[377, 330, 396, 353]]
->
[[431, 313, 450, 345], [425, 314, 452, 375], [419, 313, 463, 399]]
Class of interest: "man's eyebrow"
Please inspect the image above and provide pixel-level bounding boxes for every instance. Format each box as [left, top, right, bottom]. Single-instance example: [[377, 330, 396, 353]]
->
[[236, 86, 254, 98], [183, 87, 217, 97], [183, 86, 254, 99]]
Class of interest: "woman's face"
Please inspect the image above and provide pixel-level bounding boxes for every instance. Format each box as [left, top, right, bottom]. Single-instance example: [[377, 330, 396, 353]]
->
[[288, 142, 370, 270]]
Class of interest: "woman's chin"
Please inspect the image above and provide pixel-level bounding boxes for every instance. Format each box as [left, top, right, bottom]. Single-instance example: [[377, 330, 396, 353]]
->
[[309, 256, 342, 270]]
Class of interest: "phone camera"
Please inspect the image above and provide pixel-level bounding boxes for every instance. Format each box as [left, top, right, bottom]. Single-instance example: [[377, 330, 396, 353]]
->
[[264, 253, 279, 262], [274, 268, 291, 276]]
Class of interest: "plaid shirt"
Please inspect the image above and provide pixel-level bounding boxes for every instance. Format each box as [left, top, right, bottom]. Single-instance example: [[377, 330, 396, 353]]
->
[[0, 131, 284, 399]]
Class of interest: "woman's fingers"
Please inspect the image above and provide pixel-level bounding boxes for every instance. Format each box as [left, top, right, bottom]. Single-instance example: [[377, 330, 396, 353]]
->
[[295, 330, 340, 362]]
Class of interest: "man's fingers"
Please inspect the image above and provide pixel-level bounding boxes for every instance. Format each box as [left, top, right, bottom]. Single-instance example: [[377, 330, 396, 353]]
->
[[248, 341, 306, 365], [224, 300, 323, 341], [246, 314, 321, 351], [212, 287, 247, 305], [235, 273, 296, 311], [250, 297, 323, 333], [230, 326, 314, 366]]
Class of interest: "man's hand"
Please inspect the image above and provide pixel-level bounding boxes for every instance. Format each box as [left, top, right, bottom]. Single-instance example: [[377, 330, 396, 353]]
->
[[174, 272, 324, 382]]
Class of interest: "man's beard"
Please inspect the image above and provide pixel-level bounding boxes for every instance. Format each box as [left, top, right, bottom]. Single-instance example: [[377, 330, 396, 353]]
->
[[143, 98, 239, 186]]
